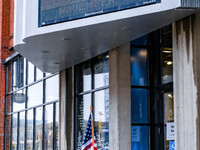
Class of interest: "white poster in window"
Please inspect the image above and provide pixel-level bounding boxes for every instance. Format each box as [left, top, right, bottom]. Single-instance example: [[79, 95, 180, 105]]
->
[[132, 126, 140, 142], [166, 122, 175, 141]]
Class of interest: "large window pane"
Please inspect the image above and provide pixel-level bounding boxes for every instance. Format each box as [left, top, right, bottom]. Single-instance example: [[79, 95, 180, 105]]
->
[[132, 126, 149, 150], [94, 89, 109, 149], [19, 57, 25, 88], [94, 54, 109, 89], [35, 107, 43, 150], [131, 48, 148, 86], [13, 89, 26, 112], [12, 60, 18, 91], [26, 110, 33, 150], [76, 94, 91, 150], [12, 114, 18, 150], [46, 75, 59, 103], [19, 112, 25, 150], [28, 62, 35, 84], [44, 105, 53, 150], [75, 62, 91, 93], [161, 26, 173, 84], [36, 68, 43, 81], [131, 35, 148, 46], [131, 89, 148, 123], [28, 82, 43, 107]]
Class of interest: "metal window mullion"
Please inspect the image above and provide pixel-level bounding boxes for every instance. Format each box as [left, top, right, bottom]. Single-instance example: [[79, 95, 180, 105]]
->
[[33, 108, 36, 150], [53, 103, 56, 150], [24, 60, 28, 150], [17, 112, 20, 150], [24, 110, 27, 150], [34, 66, 36, 82], [42, 74, 46, 150]]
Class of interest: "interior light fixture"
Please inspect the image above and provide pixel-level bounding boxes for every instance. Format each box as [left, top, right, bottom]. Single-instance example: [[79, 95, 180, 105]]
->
[[105, 55, 109, 59], [167, 61, 173, 65], [163, 50, 172, 53], [168, 94, 173, 99], [40, 50, 49, 54]]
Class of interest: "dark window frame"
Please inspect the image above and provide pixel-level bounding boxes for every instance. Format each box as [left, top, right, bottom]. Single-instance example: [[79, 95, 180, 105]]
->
[[4, 55, 59, 150]]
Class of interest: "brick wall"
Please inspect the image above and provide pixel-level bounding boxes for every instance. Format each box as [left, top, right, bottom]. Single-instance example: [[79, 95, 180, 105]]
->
[[0, 0, 14, 149]]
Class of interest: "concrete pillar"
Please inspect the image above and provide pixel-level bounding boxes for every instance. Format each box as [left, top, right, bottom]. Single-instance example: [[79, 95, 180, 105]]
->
[[109, 43, 131, 150], [173, 13, 200, 150], [59, 68, 74, 150]]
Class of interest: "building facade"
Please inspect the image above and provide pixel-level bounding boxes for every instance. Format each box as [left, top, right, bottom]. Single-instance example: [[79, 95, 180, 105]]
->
[[1, 0, 200, 150]]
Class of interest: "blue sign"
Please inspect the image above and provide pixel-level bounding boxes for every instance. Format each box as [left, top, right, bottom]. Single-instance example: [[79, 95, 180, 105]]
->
[[169, 141, 175, 150], [39, 0, 160, 26]]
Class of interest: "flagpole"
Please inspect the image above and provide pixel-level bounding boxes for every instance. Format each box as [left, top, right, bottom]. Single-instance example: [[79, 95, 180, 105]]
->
[[90, 106, 94, 150]]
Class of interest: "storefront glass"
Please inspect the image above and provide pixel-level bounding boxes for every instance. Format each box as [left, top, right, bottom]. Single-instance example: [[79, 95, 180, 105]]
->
[[5, 56, 59, 150], [75, 53, 109, 150]]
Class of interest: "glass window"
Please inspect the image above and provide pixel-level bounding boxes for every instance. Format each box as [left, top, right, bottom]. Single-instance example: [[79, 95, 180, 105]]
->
[[28, 82, 43, 107], [75, 62, 92, 93], [131, 89, 148, 124], [26, 110, 33, 150], [132, 126, 149, 150], [35, 107, 43, 150], [46, 75, 59, 103], [161, 26, 173, 84], [36, 68, 43, 81], [12, 60, 18, 90], [19, 57, 25, 88], [94, 89, 109, 149], [12, 114, 18, 150], [28, 62, 35, 84], [76, 94, 92, 149], [164, 92, 174, 150], [44, 105, 53, 150], [94, 55, 109, 89], [13, 89, 26, 112], [19, 112, 25, 150], [75, 53, 109, 150], [131, 48, 148, 86], [131, 35, 148, 46]]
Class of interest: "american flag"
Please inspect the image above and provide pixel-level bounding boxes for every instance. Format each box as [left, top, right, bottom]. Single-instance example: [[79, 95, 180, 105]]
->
[[82, 113, 97, 150]]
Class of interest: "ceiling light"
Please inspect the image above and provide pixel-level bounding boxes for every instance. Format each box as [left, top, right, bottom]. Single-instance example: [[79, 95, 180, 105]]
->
[[168, 94, 173, 99], [163, 50, 172, 53], [105, 55, 109, 59], [167, 61, 173, 65], [40, 50, 49, 54]]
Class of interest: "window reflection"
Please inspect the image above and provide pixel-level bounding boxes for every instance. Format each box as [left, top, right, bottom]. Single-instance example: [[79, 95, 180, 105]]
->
[[13, 89, 26, 112], [132, 126, 149, 150], [35, 107, 43, 150], [12, 114, 18, 150], [94, 89, 109, 150], [75, 62, 91, 93], [28, 82, 43, 107], [26, 110, 33, 150], [94, 55, 109, 89], [131, 48, 148, 86], [161, 26, 173, 84], [7, 63, 12, 93], [13, 60, 18, 90], [44, 105, 53, 150], [164, 92, 174, 150], [76, 94, 91, 150], [46, 75, 59, 103], [36, 68, 43, 81], [19, 112, 25, 150], [131, 89, 148, 124], [28, 62, 34, 84]]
